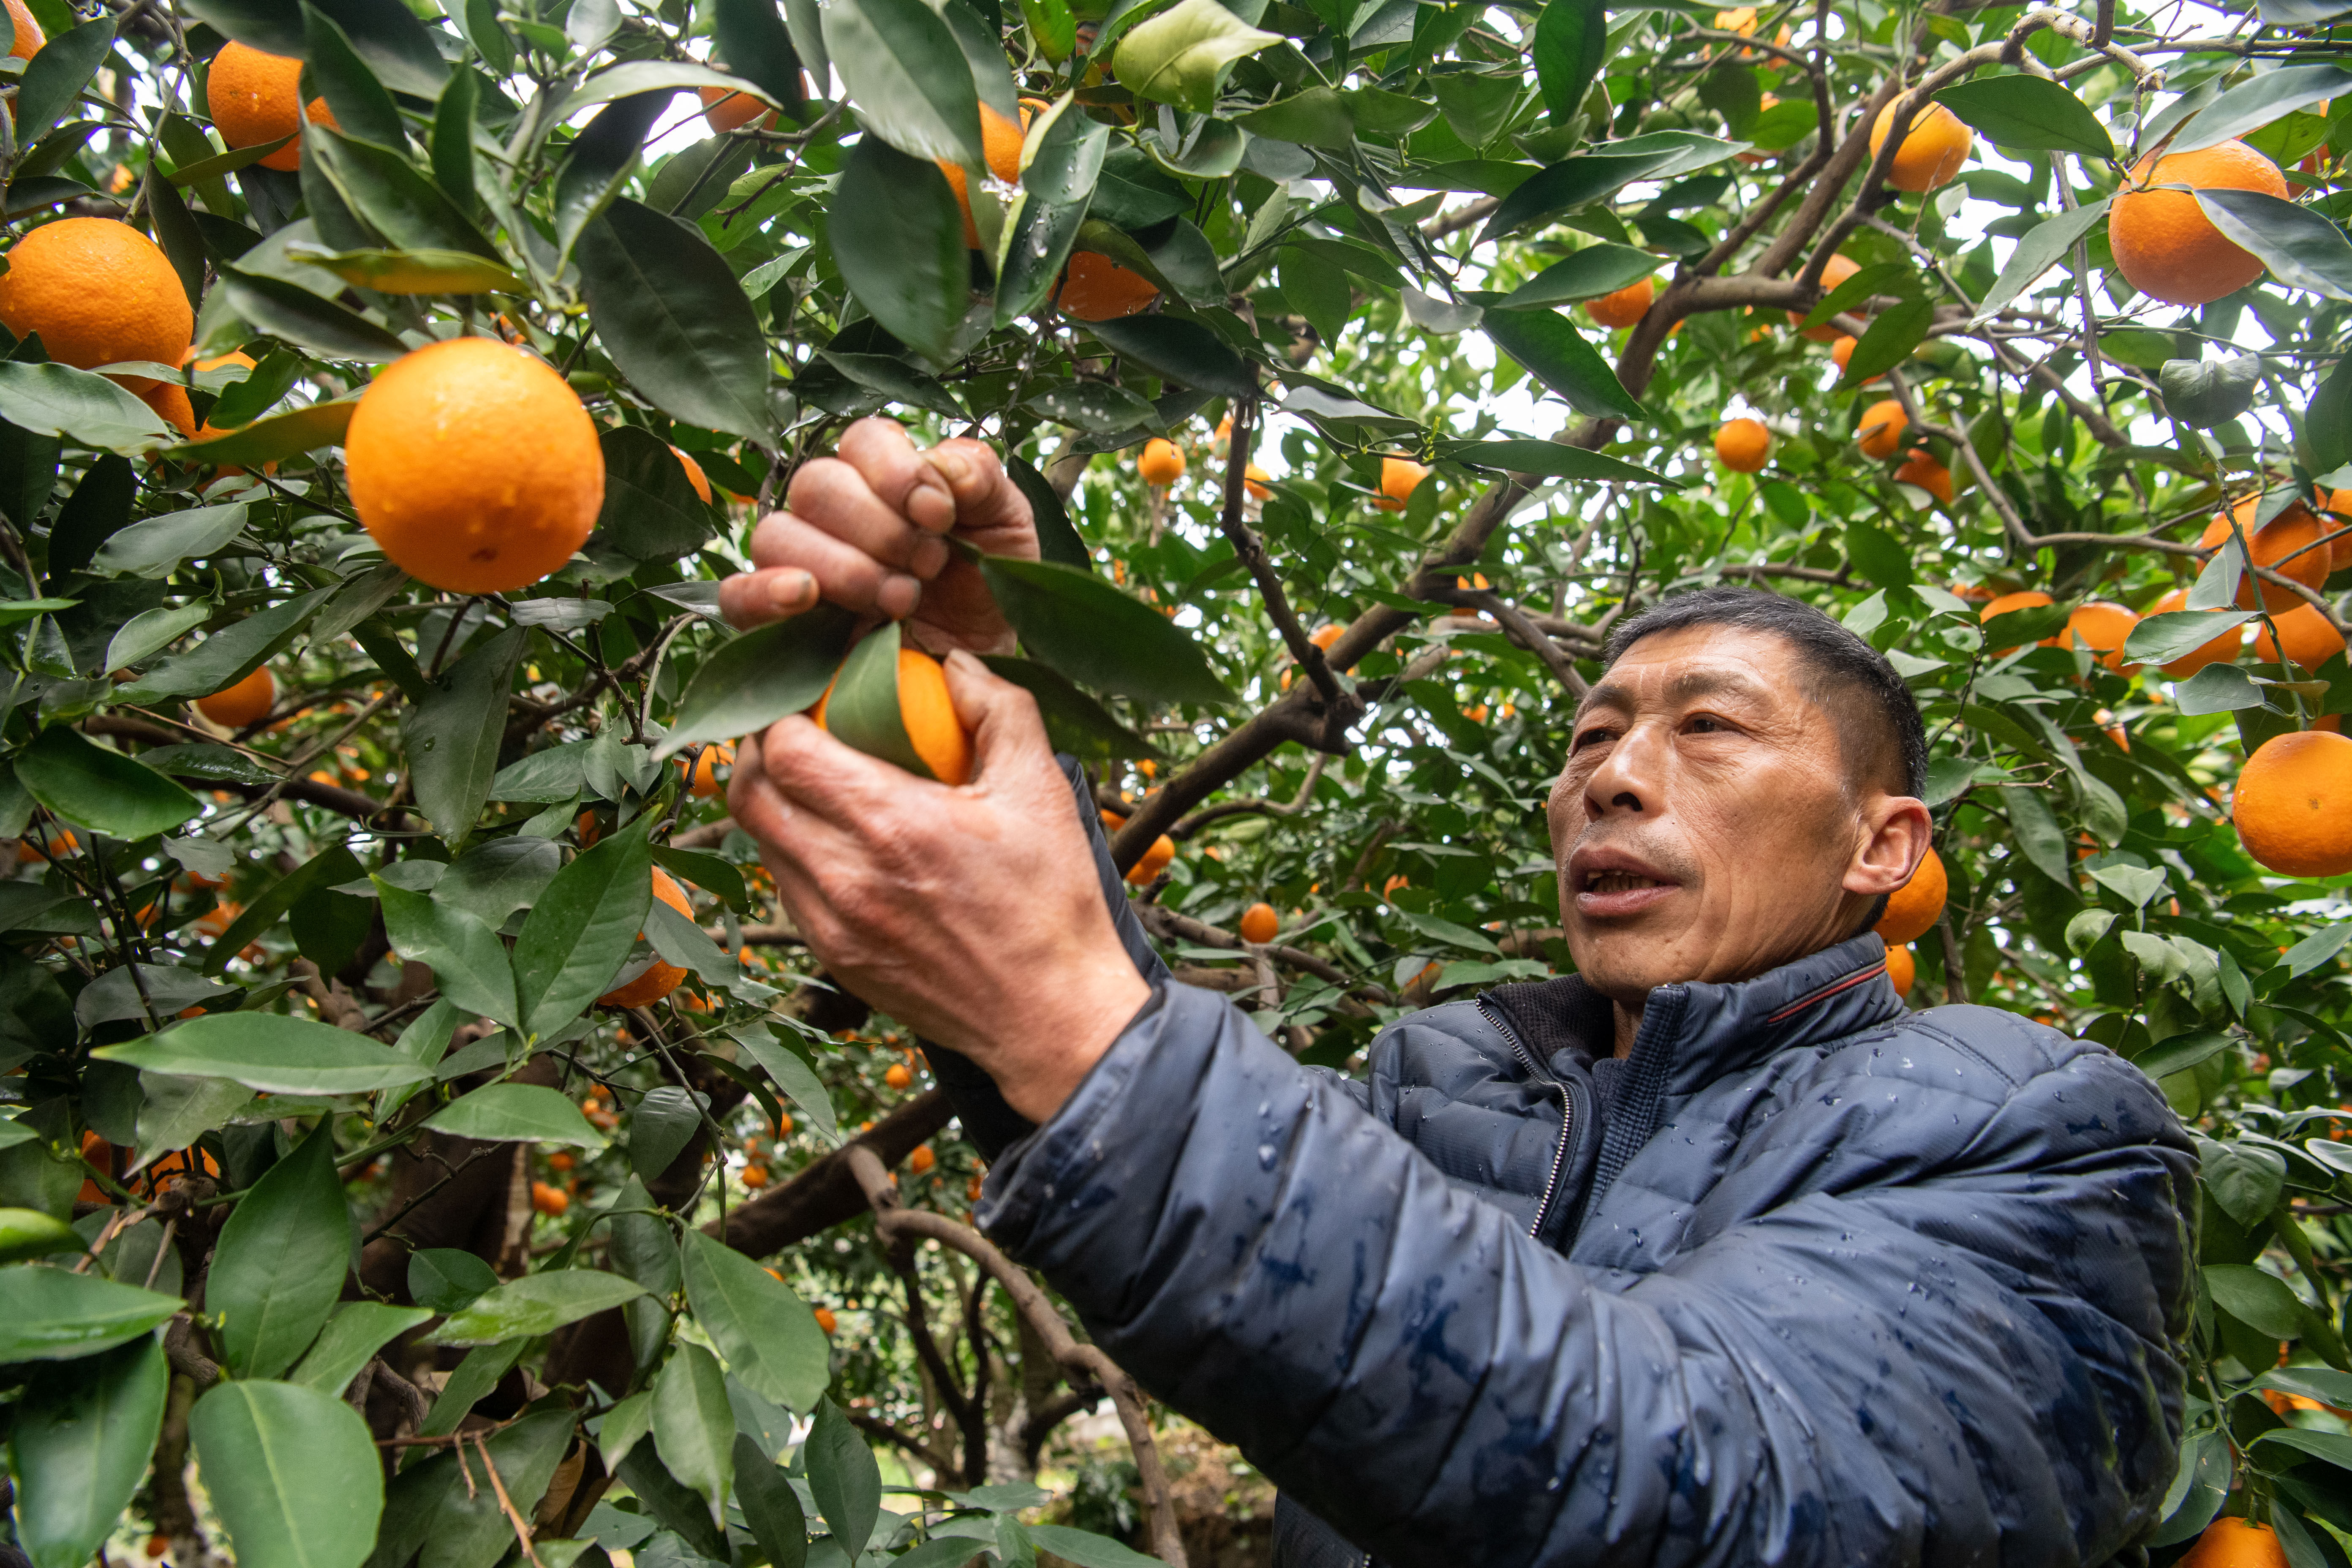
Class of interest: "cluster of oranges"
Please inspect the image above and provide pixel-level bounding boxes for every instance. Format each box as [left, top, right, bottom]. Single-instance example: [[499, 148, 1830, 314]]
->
[[1132, 429, 1428, 515]]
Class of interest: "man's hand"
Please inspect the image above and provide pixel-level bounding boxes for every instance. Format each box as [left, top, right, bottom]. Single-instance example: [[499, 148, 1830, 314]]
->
[[717, 419, 1040, 656], [727, 651, 1151, 1124]]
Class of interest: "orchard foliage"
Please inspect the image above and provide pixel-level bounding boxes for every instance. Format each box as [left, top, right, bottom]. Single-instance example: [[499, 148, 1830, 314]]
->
[[0, 0, 2350, 1558]]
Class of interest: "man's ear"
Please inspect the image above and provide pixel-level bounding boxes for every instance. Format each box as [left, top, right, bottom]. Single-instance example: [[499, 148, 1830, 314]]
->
[[1846, 795, 1933, 899]]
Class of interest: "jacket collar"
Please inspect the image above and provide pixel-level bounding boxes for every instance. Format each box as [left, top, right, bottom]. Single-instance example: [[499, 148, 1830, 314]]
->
[[1484, 933, 1903, 1097]]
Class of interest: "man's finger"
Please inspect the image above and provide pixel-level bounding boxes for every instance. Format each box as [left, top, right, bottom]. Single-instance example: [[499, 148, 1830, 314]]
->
[[782, 458, 955, 579], [727, 728, 863, 880], [942, 649, 1060, 790], [717, 566, 818, 629], [838, 418, 960, 536], [744, 512, 926, 621], [926, 438, 1041, 559], [755, 711, 947, 836]]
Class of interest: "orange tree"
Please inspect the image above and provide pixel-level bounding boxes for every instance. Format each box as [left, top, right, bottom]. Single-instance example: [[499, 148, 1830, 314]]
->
[[3, 0, 2352, 1560]]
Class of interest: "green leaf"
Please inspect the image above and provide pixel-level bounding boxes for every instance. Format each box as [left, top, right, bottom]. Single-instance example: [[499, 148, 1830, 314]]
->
[[2159, 354, 2262, 428], [15, 16, 117, 148], [1970, 199, 2107, 324], [978, 553, 1231, 705], [95, 1012, 433, 1094], [653, 1342, 735, 1518], [13, 1337, 165, 1568], [1479, 136, 1740, 243], [1935, 75, 2111, 157], [580, 199, 773, 442], [510, 822, 656, 1035], [2174, 662, 2266, 715], [1449, 438, 1674, 486], [2170, 63, 2352, 155], [405, 625, 523, 842], [602, 1391, 656, 1475], [2207, 1263, 2313, 1338], [376, 881, 517, 1026], [1023, 1527, 1165, 1568], [596, 425, 715, 561], [715, 0, 806, 113], [1530, 0, 1606, 124], [680, 1230, 831, 1412], [15, 727, 201, 839], [190, 1380, 384, 1568], [91, 502, 248, 579], [557, 61, 764, 116], [0, 362, 171, 451], [2136, 1029, 2232, 1078], [300, 3, 403, 148], [282, 245, 521, 295], [552, 90, 674, 266], [167, 397, 355, 467], [629, 1085, 705, 1183], [732, 1433, 808, 1568], [822, 622, 939, 779], [0, 1265, 182, 1360], [114, 586, 332, 704], [1113, 0, 1278, 114], [1997, 783, 2072, 885], [982, 655, 1157, 762], [803, 1400, 880, 1561], [210, 1126, 352, 1381], [997, 114, 1105, 326], [1839, 296, 1936, 387], [2124, 608, 2258, 663], [218, 266, 411, 362], [408, 1248, 500, 1314], [0, 1208, 80, 1264], [827, 137, 969, 368], [424, 1084, 610, 1149], [1498, 245, 1658, 309], [735, 1029, 839, 1146], [1479, 308, 1644, 420], [289, 1301, 433, 1394], [658, 604, 857, 760], [2194, 188, 2352, 303], [820, 0, 980, 163], [424, 1269, 649, 1346], [1081, 314, 1252, 400], [431, 66, 476, 213], [415, 1340, 525, 1437]]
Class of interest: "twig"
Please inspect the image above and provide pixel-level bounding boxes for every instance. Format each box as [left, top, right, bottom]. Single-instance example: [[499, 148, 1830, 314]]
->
[[474, 1433, 550, 1568]]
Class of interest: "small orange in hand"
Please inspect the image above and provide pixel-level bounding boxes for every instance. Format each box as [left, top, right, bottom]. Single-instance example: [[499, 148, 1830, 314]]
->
[[1891, 448, 1952, 505], [597, 869, 696, 1009], [1584, 277, 1654, 329], [2199, 498, 2333, 612], [1715, 417, 1771, 473], [2110, 140, 2287, 306], [1868, 100, 1973, 192], [1874, 847, 1946, 945], [196, 666, 275, 730], [1790, 254, 1859, 340], [1239, 901, 1279, 944], [2235, 730, 2352, 877], [1138, 438, 1185, 487], [1857, 399, 1908, 460], [0, 218, 193, 389], [2253, 602, 2347, 669], [346, 338, 604, 595], [1059, 251, 1160, 321], [1375, 456, 1430, 512]]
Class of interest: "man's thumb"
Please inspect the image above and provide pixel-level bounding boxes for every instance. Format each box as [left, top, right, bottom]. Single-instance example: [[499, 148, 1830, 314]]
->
[[942, 648, 1055, 782]]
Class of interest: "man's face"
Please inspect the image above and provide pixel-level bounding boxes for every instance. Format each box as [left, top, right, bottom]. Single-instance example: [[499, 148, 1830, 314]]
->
[[1546, 624, 1915, 1006]]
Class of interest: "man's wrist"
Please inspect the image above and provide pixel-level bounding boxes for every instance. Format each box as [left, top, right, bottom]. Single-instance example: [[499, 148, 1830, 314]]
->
[[981, 969, 1154, 1124]]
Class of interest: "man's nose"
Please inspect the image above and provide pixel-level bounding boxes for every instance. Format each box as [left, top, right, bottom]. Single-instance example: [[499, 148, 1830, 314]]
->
[[1583, 722, 1663, 817]]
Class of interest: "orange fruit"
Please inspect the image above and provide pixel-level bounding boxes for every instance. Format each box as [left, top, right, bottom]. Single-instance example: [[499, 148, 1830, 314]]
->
[[1892, 447, 1953, 504], [345, 337, 604, 594], [1715, 417, 1771, 472], [0, 218, 193, 389], [2318, 488, 2352, 570], [2111, 141, 2287, 306], [1584, 276, 1654, 329], [140, 381, 197, 439], [909, 1144, 935, 1174], [1059, 251, 1160, 321], [1239, 901, 1278, 944], [1885, 943, 1915, 998], [2144, 587, 2244, 676], [900, 646, 974, 786], [683, 740, 735, 798], [1869, 99, 1973, 192], [1311, 623, 1344, 651], [2253, 601, 2347, 669], [1456, 572, 1492, 592], [1857, 398, 1907, 459], [1827, 333, 1884, 382], [740, 1164, 768, 1188], [1243, 464, 1272, 499], [1374, 455, 1430, 512], [2054, 601, 2140, 671], [2234, 730, 2352, 877], [1126, 834, 1175, 886], [196, 666, 275, 729], [547, 1151, 575, 1171], [1138, 438, 1185, 486], [1979, 589, 2053, 653], [207, 43, 337, 171], [1790, 253, 1859, 340], [2199, 498, 2333, 611], [2178, 1516, 2289, 1568], [1714, 6, 1756, 33], [883, 1062, 912, 1090], [597, 869, 695, 1008], [3, 0, 41, 61], [671, 445, 712, 504], [814, 1306, 837, 1335], [531, 1181, 569, 1217], [936, 102, 1028, 247], [698, 84, 776, 134], [1874, 847, 1946, 944]]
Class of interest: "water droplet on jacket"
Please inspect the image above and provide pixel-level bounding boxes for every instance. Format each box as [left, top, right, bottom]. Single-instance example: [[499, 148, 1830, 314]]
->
[[1258, 1143, 1277, 1168]]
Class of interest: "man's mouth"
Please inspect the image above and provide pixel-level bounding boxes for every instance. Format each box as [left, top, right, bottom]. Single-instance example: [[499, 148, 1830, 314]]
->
[[1584, 871, 1664, 895], [1568, 852, 1683, 917]]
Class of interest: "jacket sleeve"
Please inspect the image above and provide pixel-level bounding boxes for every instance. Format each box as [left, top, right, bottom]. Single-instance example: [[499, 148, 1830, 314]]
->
[[917, 757, 1170, 1161], [977, 982, 2194, 1568]]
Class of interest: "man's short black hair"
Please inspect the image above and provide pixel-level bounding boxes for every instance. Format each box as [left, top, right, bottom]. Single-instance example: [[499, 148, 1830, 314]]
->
[[1601, 586, 1929, 800]]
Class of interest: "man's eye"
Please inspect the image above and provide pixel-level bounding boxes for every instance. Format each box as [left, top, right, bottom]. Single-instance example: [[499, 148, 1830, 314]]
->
[[1571, 727, 1614, 750], [1686, 716, 1727, 734]]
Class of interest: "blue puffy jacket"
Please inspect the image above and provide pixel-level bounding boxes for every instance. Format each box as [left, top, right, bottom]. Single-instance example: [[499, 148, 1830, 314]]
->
[[934, 776, 2199, 1567]]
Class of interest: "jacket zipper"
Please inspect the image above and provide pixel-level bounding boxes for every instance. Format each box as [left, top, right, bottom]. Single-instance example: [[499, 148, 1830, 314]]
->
[[1477, 998, 1574, 1241]]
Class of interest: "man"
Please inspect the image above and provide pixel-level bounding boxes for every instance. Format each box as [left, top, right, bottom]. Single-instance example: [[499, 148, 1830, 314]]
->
[[723, 420, 2197, 1567]]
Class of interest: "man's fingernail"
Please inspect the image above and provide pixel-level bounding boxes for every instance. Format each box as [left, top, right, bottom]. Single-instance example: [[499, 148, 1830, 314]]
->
[[945, 648, 983, 672], [880, 573, 923, 618], [773, 571, 816, 610]]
